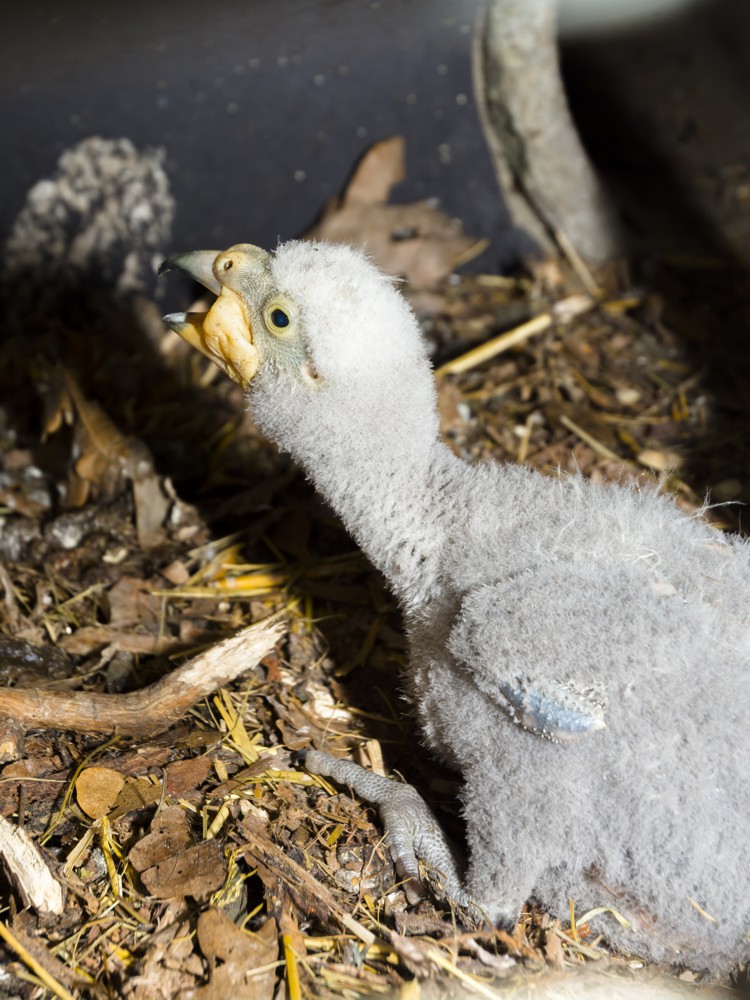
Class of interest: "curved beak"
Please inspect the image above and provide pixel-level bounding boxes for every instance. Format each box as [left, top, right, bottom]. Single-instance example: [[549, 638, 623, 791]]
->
[[159, 250, 260, 388], [158, 250, 222, 295]]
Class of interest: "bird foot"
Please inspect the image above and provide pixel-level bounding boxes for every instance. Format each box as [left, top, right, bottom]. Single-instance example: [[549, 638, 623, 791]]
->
[[300, 748, 483, 920]]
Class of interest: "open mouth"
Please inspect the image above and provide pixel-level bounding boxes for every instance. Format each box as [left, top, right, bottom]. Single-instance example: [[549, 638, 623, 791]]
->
[[160, 250, 260, 387]]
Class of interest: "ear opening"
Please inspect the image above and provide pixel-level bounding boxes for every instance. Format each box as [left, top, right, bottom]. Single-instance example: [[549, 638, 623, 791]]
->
[[301, 358, 323, 387]]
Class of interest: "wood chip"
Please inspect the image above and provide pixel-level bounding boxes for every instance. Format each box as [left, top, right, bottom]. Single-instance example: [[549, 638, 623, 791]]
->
[[0, 813, 64, 914]]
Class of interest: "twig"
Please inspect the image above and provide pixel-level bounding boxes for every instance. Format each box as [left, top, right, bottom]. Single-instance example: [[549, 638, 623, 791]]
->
[[0, 619, 282, 737], [558, 414, 624, 465], [436, 296, 593, 376], [551, 226, 602, 299], [426, 947, 504, 998], [241, 825, 376, 946], [437, 314, 553, 377], [0, 921, 77, 1000]]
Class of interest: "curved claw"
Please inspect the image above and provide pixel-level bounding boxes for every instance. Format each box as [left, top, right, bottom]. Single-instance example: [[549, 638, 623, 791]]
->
[[303, 749, 485, 918]]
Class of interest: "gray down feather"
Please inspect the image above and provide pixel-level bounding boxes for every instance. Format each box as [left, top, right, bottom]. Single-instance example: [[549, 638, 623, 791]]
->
[[176, 239, 750, 975]]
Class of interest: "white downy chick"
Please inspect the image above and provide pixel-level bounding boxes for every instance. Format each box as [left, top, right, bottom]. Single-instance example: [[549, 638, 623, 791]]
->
[[162, 241, 750, 975]]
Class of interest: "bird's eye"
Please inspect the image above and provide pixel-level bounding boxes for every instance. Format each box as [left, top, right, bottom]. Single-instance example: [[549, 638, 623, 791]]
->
[[223, 259, 234, 271], [270, 308, 290, 329]]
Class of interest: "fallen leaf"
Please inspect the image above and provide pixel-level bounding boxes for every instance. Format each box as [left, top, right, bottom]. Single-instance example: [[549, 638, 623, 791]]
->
[[129, 805, 193, 871], [110, 777, 162, 820], [188, 909, 278, 1000], [341, 134, 405, 206], [130, 805, 227, 899], [305, 137, 487, 288], [41, 366, 170, 546], [140, 842, 226, 899], [63, 367, 140, 503], [122, 905, 201, 999], [75, 766, 125, 819], [107, 576, 166, 630], [164, 756, 212, 798]]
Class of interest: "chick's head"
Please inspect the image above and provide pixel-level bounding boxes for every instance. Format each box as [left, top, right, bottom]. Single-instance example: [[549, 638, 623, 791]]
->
[[162, 240, 429, 392]]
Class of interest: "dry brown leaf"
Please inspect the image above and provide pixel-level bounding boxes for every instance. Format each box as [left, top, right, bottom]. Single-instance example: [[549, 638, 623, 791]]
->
[[165, 756, 212, 798], [129, 805, 194, 871], [39, 369, 75, 440], [122, 906, 201, 999], [189, 909, 278, 1000], [108, 576, 165, 630], [342, 135, 405, 206], [75, 766, 125, 819], [130, 805, 227, 899], [132, 471, 172, 550], [110, 777, 162, 820], [42, 367, 170, 547], [544, 918, 566, 970], [305, 137, 487, 288], [64, 367, 140, 502], [140, 842, 226, 899]]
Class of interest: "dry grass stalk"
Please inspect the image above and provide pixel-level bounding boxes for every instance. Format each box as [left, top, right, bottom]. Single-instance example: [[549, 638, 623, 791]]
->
[[0, 921, 78, 1000], [436, 296, 593, 376]]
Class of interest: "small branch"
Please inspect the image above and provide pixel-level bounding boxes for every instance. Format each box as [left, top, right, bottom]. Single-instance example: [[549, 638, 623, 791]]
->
[[0, 620, 283, 737], [436, 295, 593, 376], [476, 0, 619, 263]]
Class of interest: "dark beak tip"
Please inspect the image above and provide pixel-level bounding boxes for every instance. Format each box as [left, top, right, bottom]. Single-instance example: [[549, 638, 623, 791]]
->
[[156, 250, 223, 295]]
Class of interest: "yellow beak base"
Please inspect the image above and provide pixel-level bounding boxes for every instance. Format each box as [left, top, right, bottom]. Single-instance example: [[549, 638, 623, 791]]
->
[[165, 291, 259, 388]]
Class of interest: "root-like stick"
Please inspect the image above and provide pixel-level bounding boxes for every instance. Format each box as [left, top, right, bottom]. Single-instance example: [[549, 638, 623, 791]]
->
[[0, 620, 282, 737]]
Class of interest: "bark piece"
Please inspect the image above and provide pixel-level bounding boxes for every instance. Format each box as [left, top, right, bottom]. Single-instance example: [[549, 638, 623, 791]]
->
[[0, 813, 64, 915]]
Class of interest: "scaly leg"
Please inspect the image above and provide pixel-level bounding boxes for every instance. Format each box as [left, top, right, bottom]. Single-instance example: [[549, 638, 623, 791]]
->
[[301, 748, 481, 916]]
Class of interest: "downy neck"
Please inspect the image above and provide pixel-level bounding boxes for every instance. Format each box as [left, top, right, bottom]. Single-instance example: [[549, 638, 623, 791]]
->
[[250, 369, 462, 610]]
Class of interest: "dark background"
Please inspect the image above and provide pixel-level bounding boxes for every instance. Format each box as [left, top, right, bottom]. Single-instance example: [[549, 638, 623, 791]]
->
[[3, 0, 749, 270], [1, 0, 509, 263]]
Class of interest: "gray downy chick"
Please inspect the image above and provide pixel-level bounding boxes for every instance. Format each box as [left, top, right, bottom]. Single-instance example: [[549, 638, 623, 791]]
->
[[162, 240, 750, 976]]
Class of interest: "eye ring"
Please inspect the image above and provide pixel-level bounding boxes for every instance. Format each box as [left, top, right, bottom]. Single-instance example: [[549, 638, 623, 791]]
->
[[270, 308, 290, 329], [263, 300, 295, 336]]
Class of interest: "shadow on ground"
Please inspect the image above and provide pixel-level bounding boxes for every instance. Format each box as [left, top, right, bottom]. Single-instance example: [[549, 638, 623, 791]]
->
[[563, 0, 750, 514]]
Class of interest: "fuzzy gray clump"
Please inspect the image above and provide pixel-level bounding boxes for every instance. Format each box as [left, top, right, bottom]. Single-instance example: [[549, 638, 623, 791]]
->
[[163, 240, 750, 975]]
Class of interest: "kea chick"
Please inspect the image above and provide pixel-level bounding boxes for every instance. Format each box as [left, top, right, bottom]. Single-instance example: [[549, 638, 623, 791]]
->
[[162, 241, 750, 975]]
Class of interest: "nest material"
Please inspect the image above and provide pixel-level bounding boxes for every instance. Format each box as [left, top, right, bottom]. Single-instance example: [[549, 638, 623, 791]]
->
[[0, 256, 743, 998]]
